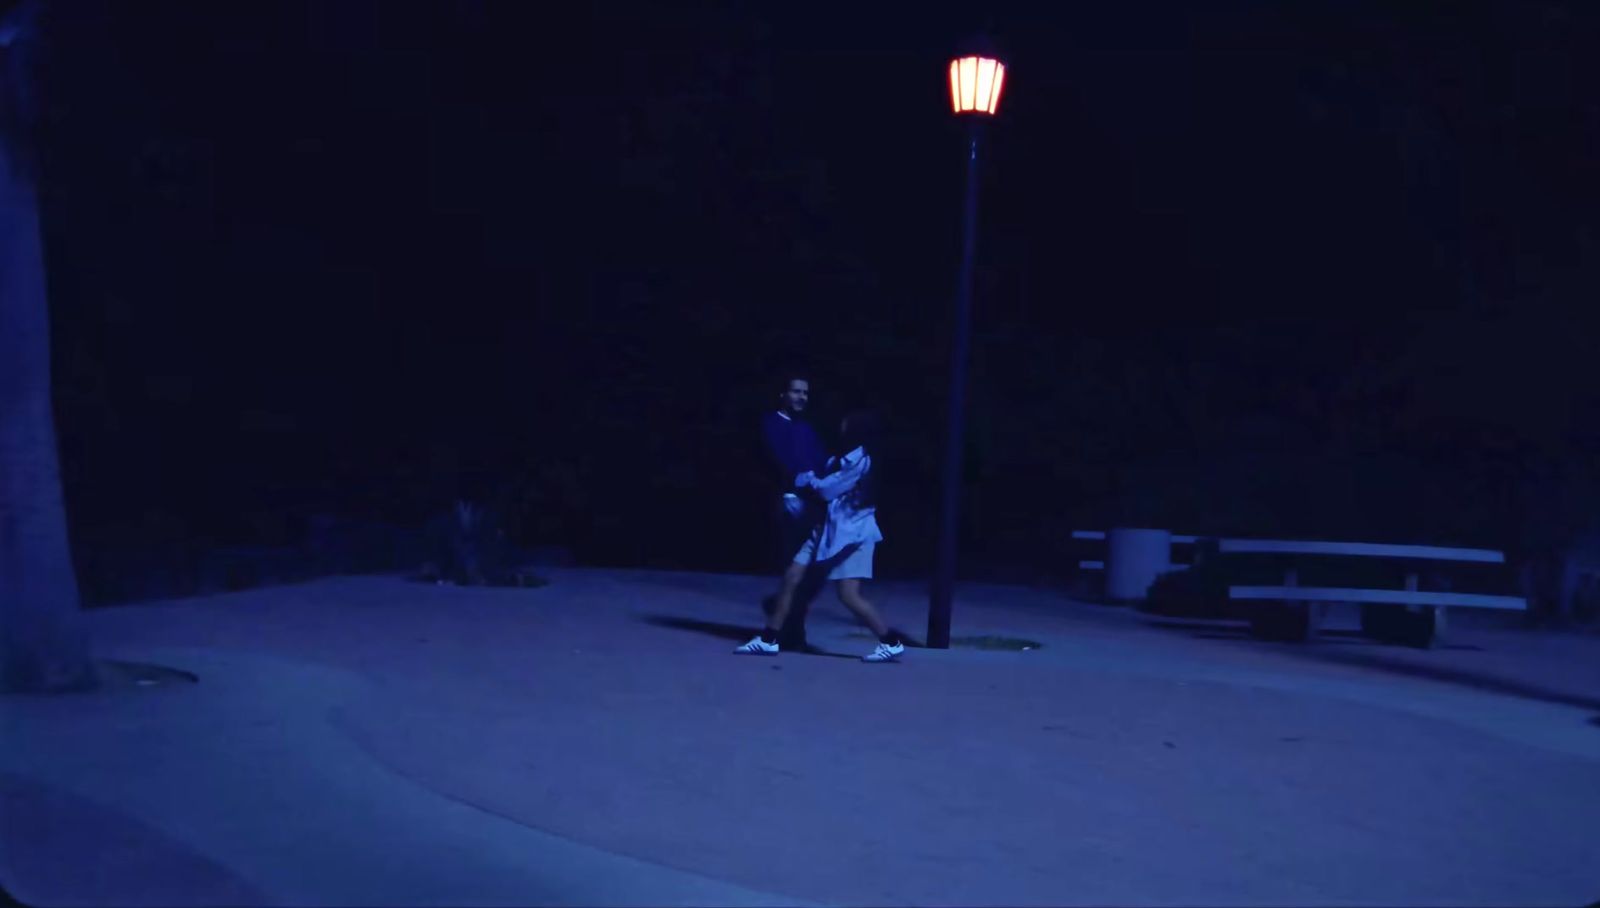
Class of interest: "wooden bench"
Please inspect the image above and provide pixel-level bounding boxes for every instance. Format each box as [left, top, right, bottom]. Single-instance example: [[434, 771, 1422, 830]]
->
[[1218, 538, 1527, 646]]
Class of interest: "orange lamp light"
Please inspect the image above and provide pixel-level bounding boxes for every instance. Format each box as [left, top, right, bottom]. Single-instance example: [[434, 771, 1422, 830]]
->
[[948, 55, 1005, 115]]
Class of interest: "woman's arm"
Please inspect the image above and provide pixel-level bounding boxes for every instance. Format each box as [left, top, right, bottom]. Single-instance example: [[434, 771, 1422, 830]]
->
[[803, 454, 869, 502]]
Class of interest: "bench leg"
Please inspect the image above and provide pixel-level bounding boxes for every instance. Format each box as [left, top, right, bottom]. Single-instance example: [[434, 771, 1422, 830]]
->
[[1248, 610, 1278, 640], [1401, 605, 1440, 649], [1359, 604, 1440, 648], [1281, 568, 1322, 642], [1356, 572, 1436, 647], [1287, 600, 1326, 642], [1359, 604, 1392, 639], [1249, 600, 1325, 642]]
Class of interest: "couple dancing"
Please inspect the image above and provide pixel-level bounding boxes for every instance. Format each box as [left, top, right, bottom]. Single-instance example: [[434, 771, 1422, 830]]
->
[[737, 375, 907, 663]]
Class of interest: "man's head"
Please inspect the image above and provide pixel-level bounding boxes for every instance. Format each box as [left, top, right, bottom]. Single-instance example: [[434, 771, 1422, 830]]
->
[[778, 377, 810, 416]]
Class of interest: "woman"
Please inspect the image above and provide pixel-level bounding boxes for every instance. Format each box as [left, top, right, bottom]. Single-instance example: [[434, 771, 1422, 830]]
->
[[736, 409, 905, 662]]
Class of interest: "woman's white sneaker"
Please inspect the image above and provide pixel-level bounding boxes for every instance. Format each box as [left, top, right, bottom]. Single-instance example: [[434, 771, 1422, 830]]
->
[[734, 637, 780, 655], [863, 641, 904, 662]]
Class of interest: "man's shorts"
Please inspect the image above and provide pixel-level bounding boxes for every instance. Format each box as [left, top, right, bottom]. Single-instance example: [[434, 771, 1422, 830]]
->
[[793, 533, 874, 580], [774, 496, 818, 570]]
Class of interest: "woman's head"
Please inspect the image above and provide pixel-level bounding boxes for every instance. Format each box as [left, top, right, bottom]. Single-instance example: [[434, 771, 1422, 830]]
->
[[839, 409, 883, 455]]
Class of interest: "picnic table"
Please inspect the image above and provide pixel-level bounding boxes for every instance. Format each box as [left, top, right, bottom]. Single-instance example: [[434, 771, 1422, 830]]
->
[[1218, 537, 1525, 646], [1073, 530, 1527, 647]]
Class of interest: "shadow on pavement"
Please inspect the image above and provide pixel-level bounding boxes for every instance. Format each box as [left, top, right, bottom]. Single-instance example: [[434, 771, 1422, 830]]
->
[[0, 771, 265, 906], [1305, 648, 1600, 713], [1147, 618, 1383, 646], [96, 659, 201, 687], [1147, 618, 1481, 650], [641, 614, 860, 659], [641, 614, 752, 642], [1146, 618, 1600, 714]]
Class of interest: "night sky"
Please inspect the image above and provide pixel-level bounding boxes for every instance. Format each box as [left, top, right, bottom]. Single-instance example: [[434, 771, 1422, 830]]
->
[[24, 1, 1600, 600]]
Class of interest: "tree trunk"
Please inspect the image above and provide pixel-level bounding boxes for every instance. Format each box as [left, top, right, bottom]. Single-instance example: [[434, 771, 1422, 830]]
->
[[0, 2, 95, 692]]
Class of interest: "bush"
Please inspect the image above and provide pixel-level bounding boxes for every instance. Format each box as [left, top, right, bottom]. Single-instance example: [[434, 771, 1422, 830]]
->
[[417, 499, 519, 587]]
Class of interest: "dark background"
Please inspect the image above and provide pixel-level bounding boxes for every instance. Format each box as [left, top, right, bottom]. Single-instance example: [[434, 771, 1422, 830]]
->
[[23, 1, 1600, 603]]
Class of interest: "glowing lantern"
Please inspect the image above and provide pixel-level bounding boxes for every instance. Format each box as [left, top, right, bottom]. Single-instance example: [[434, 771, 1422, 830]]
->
[[930, 41, 1007, 649], [948, 55, 1006, 115]]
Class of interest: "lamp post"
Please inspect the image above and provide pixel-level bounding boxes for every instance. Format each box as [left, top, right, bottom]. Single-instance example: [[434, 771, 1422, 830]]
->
[[928, 47, 1006, 650]]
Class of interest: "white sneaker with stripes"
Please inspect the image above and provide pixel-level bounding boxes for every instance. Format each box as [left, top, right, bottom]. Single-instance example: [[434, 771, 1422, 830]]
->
[[734, 636, 779, 655], [863, 641, 905, 663]]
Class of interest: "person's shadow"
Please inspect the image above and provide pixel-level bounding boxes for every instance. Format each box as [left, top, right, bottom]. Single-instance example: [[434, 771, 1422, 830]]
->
[[642, 564, 922, 657], [776, 566, 925, 648], [642, 614, 861, 659]]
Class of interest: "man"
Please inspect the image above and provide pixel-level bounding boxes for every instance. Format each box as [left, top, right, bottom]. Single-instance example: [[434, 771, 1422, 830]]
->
[[739, 409, 905, 662], [760, 376, 828, 648]]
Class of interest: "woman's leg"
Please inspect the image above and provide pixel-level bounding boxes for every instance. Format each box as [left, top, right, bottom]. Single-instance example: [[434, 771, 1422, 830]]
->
[[840, 578, 904, 662], [836, 578, 890, 638], [763, 561, 810, 634]]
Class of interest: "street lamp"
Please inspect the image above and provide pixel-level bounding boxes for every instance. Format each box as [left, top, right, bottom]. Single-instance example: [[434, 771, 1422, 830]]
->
[[928, 42, 1006, 650], [948, 53, 1007, 116]]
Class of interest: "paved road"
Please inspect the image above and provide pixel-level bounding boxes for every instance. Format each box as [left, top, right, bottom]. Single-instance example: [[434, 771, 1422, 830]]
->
[[3, 569, 1597, 906]]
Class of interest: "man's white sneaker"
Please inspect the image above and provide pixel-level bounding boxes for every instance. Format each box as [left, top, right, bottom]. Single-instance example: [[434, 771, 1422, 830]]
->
[[734, 636, 780, 655], [863, 641, 905, 663]]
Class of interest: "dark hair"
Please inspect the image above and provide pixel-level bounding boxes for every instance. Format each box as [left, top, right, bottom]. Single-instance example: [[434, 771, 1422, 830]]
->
[[778, 373, 809, 393], [838, 409, 882, 510], [839, 409, 882, 458]]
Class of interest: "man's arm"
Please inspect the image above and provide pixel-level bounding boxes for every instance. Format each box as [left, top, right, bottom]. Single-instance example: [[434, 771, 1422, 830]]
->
[[796, 423, 829, 474], [761, 414, 807, 486]]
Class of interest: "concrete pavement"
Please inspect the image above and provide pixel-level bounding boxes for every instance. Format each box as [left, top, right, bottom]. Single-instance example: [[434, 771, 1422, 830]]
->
[[3, 569, 1598, 906]]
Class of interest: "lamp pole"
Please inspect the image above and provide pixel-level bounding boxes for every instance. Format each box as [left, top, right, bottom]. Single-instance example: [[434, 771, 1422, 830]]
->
[[928, 120, 983, 650], [928, 49, 1005, 650]]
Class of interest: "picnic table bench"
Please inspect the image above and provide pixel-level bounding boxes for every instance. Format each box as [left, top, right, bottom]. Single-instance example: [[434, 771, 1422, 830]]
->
[[1073, 530, 1527, 647], [1219, 538, 1525, 646]]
